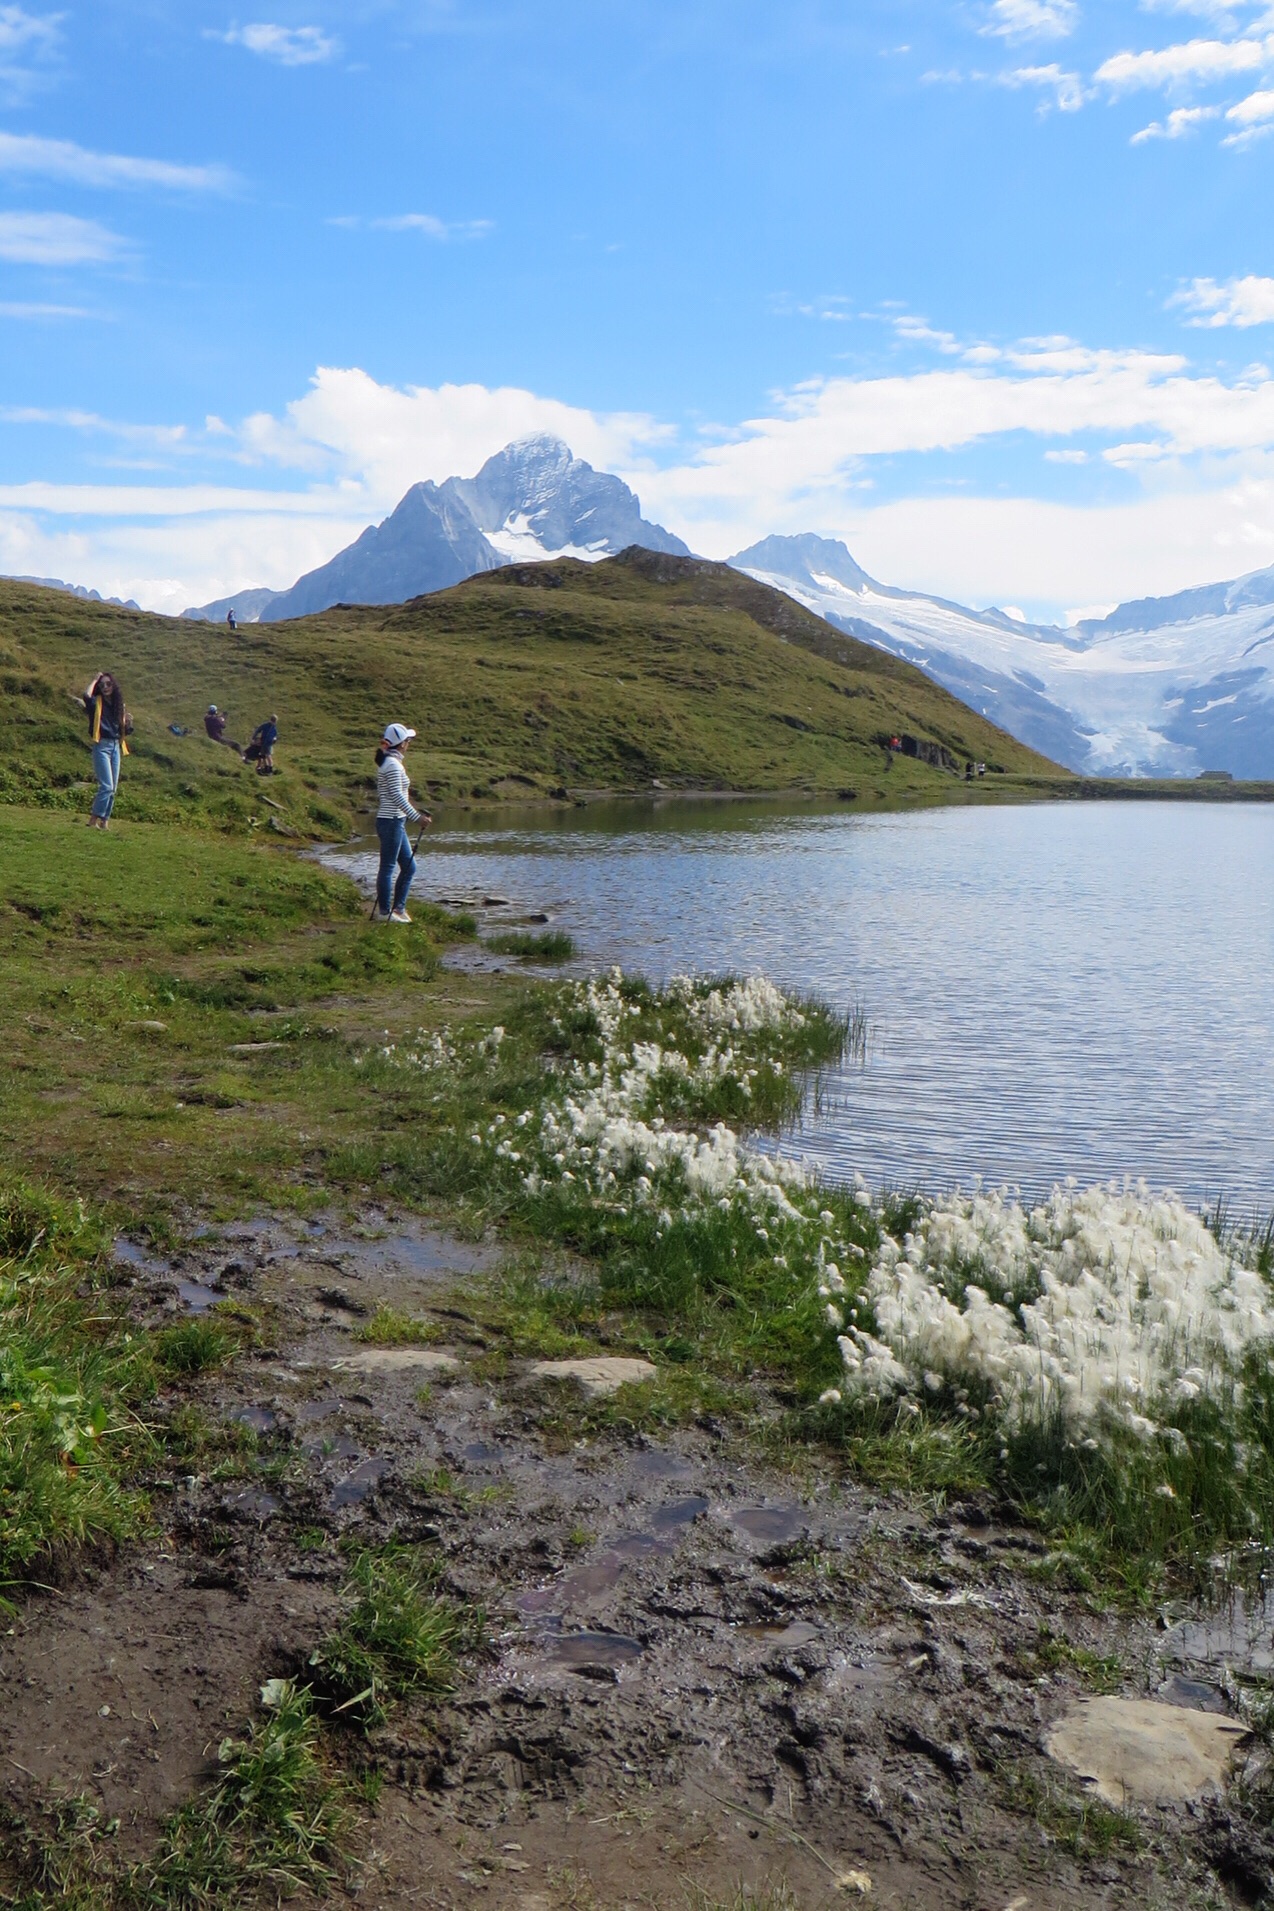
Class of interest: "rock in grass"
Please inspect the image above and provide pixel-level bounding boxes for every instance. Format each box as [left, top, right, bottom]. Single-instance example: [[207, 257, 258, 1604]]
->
[[529, 1356, 656, 1397], [333, 1348, 460, 1375], [1046, 1697, 1250, 1805]]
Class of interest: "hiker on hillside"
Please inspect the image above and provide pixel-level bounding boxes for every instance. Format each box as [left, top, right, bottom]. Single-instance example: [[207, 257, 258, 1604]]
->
[[84, 670, 129, 829], [244, 713, 278, 774], [374, 723, 430, 923], [226, 608, 237, 632], [203, 704, 242, 751]]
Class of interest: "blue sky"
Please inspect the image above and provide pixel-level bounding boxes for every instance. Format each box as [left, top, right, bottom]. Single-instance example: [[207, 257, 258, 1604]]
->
[[3, 0, 1274, 617]]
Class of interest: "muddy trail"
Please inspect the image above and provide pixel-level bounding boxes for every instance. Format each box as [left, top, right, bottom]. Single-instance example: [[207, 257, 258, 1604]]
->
[[5, 1213, 1272, 1911]]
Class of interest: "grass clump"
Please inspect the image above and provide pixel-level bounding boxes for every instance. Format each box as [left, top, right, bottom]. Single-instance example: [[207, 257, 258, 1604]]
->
[[0, 1182, 149, 1584], [352, 1306, 440, 1348], [145, 1680, 349, 1906], [153, 1319, 236, 1377], [308, 1545, 474, 1727], [484, 928, 576, 963], [0, 1681, 350, 1909]]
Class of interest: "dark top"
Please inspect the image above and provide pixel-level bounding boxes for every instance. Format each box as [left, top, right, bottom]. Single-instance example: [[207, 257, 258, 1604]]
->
[[204, 712, 226, 740], [88, 695, 120, 742], [254, 720, 278, 750]]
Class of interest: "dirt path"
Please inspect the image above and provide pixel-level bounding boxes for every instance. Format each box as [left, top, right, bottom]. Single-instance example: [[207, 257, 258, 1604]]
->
[[1, 1213, 1260, 1910]]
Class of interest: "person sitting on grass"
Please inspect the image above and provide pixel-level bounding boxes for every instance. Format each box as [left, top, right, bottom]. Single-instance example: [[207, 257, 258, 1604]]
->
[[84, 670, 129, 830], [374, 723, 430, 923], [203, 704, 242, 751], [243, 713, 279, 774]]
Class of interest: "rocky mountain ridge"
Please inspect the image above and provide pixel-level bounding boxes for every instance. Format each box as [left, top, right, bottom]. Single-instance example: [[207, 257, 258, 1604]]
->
[[182, 436, 687, 626]]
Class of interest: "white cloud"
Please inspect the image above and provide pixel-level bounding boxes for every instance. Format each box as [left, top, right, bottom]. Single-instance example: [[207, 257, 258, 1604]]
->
[[359, 212, 493, 240], [0, 4, 60, 99], [0, 211, 126, 264], [0, 131, 233, 192], [1096, 34, 1274, 90], [1221, 81, 1274, 133], [0, 406, 187, 451], [1131, 102, 1220, 136], [0, 298, 93, 317], [216, 23, 341, 65], [237, 367, 670, 503], [22, 347, 1274, 617], [891, 313, 960, 351], [1001, 61, 1086, 108], [1171, 273, 1274, 323], [983, 0, 1078, 41]]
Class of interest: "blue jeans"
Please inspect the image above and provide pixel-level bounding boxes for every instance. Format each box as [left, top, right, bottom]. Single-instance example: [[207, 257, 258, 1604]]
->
[[375, 816, 416, 914], [91, 740, 121, 820]]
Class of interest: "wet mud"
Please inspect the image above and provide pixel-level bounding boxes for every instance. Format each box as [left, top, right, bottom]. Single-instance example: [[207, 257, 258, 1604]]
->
[[4, 1213, 1269, 1906]]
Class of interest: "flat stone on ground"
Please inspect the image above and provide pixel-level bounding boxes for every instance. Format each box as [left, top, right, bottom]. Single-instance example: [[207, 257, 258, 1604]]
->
[[332, 1348, 460, 1375], [529, 1356, 657, 1396], [1046, 1696, 1250, 1805]]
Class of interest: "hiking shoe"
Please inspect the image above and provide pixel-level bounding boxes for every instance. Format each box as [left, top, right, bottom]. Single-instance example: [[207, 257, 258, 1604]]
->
[[390, 908, 412, 924]]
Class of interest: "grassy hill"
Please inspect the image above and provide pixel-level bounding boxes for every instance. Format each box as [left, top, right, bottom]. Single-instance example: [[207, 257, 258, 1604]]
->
[[0, 547, 1063, 836]]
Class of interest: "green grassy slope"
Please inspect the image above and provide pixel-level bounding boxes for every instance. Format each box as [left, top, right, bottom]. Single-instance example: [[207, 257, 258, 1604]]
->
[[0, 547, 1063, 834]]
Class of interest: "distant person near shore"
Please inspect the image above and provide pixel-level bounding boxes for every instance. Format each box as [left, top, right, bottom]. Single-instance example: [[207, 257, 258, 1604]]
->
[[374, 723, 429, 923], [84, 670, 130, 829], [244, 714, 278, 774], [203, 704, 242, 752]]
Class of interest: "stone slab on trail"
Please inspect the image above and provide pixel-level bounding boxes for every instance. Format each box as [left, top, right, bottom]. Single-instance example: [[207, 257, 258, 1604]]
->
[[1046, 1696, 1251, 1805], [529, 1356, 657, 1396], [332, 1347, 461, 1374]]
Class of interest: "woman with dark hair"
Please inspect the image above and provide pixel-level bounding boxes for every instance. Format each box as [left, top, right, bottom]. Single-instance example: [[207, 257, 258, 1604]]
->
[[84, 671, 129, 828]]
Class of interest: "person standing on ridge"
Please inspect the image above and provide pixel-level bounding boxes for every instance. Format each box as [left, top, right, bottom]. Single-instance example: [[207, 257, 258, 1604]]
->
[[226, 608, 237, 631], [374, 723, 429, 923], [244, 713, 278, 774], [84, 670, 129, 829]]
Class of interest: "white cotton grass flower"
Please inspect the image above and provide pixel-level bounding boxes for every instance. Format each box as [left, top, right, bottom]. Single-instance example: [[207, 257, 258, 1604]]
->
[[837, 1179, 1274, 1443]]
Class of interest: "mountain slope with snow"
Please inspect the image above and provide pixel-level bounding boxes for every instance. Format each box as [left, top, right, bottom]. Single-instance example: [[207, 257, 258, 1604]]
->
[[182, 436, 687, 625], [730, 534, 1274, 778]]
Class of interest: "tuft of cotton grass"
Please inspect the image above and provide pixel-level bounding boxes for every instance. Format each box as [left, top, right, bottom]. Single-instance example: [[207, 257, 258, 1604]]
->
[[838, 1180, 1274, 1440]]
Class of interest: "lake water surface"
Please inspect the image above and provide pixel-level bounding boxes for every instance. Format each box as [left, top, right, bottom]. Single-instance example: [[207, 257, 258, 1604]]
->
[[334, 799, 1274, 1211]]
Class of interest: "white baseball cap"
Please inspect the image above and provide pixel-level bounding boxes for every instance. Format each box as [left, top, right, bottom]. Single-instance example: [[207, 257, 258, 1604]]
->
[[382, 723, 417, 748]]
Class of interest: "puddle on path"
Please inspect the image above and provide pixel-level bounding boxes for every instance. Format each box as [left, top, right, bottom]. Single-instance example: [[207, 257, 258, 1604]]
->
[[178, 1279, 226, 1315], [549, 1630, 644, 1669], [230, 1405, 277, 1434], [630, 1449, 694, 1479], [339, 1231, 496, 1279], [305, 1433, 361, 1465], [330, 1456, 392, 1508], [1166, 1592, 1274, 1672], [1158, 1674, 1229, 1712], [293, 1395, 345, 1424], [560, 1555, 628, 1600], [113, 1238, 171, 1276], [516, 1589, 562, 1620], [461, 1442, 504, 1464], [743, 1620, 821, 1648], [220, 1488, 280, 1520], [730, 1504, 807, 1544], [652, 1495, 709, 1532]]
